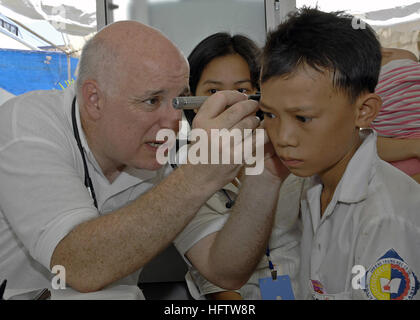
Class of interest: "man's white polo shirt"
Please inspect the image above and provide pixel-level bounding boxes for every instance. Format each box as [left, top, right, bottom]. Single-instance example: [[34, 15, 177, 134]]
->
[[0, 86, 166, 291], [299, 130, 420, 300]]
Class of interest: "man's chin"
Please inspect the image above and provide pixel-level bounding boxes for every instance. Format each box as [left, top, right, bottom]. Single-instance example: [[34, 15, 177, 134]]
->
[[133, 159, 165, 171]]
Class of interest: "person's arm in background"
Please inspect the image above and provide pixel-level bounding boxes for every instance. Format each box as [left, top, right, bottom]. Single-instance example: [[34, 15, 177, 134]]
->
[[377, 48, 420, 183], [377, 137, 420, 162], [381, 47, 418, 66], [376, 137, 420, 183]]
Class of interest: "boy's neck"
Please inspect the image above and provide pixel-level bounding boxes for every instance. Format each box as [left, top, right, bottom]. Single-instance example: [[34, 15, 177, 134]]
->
[[319, 135, 363, 217]]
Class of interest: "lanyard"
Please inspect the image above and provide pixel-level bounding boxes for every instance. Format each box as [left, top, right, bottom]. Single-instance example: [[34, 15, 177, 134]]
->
[[222, 189, 235, 208], [71, 97, 98, 209], [265, 246, 277, 280]]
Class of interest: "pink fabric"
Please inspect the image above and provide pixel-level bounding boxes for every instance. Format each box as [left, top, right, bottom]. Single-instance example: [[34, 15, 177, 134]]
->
[[373, 59, 420, 176], [390, 158, 420, 176]]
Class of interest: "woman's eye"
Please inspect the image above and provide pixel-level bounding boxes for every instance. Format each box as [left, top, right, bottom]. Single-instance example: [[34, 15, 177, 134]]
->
[[237, 88, 249, 93], [296, 115, 312, 123], [263, 112, 276, 119], [209, 89, 218, 94]]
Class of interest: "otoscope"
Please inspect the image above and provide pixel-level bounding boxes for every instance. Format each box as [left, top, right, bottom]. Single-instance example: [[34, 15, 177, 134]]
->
[[172, 94, 261, 110]]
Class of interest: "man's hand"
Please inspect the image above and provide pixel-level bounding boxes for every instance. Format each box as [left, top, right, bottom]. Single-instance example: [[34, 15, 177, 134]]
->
[[193, 91, 259, 132], [183, 91, 261, 191]]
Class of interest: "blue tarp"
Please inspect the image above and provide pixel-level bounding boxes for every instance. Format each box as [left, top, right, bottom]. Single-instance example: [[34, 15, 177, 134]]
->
[[0, 49, 78, 95]]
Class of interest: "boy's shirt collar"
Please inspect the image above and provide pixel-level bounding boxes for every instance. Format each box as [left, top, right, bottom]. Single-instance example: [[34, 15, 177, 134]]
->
[[334, 129, 377, 204]]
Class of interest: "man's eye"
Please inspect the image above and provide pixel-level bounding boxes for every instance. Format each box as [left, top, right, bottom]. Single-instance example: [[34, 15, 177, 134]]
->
[[263, 111, 276, 119], [144, 97, 160, 105], [296, 115, 312, 123]]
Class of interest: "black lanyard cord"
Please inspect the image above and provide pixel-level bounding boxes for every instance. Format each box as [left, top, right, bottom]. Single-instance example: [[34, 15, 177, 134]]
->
[[71, 97, 98, 209]]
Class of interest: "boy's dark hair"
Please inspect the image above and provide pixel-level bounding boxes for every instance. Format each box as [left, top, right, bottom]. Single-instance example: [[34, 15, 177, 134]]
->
[[261, 7, 382, 102], [186, 32, 261, 125]]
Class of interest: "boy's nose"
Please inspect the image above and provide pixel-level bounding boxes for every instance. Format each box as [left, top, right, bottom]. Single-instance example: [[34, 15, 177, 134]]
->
[[276, 122, 298, 148]]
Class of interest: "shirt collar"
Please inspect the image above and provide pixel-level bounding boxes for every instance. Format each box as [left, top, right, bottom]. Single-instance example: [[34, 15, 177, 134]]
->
[[301, 129, 377, 230], [74, 98, 104, 176], [333, 129, 378, 204]]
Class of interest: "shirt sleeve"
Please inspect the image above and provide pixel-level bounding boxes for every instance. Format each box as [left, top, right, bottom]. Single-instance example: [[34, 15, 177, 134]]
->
[[173, 186, 237, 299], [173, 189, 232, 263], [0, 137, 98, 271], [353, 214, 420, 300]]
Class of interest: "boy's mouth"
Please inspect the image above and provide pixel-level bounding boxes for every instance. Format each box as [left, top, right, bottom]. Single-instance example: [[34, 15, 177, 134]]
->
[[280, 157, 304, 167]]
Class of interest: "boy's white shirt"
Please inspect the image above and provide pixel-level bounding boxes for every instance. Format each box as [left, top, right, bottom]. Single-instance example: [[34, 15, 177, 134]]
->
[[299, 129, 420, 300]]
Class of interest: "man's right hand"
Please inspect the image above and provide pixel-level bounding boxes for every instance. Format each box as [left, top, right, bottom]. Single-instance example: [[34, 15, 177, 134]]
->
[[183, 91, 261, 191]]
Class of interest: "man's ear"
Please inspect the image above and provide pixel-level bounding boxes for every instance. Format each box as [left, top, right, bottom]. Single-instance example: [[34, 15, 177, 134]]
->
[[355, 93, 382, 129], [81, 80, 103, 120]]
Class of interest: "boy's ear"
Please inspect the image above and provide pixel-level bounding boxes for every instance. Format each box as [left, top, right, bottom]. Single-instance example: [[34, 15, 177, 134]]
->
[[81, 80, 103, 120], [355, 93, 382, 129]]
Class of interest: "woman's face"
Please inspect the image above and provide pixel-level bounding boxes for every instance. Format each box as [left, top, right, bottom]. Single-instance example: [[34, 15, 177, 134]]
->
[[195, 53, 256, 96]]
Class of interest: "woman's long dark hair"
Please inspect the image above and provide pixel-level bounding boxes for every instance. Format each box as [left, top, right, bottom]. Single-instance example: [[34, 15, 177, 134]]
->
[[186, 32, 261, 125]]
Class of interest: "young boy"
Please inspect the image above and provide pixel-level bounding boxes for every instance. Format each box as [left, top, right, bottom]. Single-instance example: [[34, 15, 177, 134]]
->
[[259, 8, 420, 300]]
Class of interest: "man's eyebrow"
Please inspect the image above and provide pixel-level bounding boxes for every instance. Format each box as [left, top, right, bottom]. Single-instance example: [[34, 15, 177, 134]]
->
[[142, 89, 166, 97], [128, 90, 166, 105], [130, 90, 165, 101]]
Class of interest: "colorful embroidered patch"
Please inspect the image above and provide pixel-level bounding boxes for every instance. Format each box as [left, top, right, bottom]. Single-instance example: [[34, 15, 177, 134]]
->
[[310, 279, 325, 294], [365, 249, 419, 300]]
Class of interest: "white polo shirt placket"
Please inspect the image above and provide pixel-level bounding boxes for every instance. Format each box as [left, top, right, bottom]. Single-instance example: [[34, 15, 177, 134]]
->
[[299, 131, 374, 300]]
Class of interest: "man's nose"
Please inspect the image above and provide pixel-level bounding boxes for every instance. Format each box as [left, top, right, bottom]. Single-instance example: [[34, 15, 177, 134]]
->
[[160, 100, 182, 128]]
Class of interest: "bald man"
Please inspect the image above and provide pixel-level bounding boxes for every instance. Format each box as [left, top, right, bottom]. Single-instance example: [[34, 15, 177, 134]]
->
[[0, 21, 287, 297]]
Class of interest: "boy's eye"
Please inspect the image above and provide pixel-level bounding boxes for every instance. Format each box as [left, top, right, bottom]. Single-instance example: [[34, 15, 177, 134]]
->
[[263, 111, 276, 119], [296, 115, 312, 123]]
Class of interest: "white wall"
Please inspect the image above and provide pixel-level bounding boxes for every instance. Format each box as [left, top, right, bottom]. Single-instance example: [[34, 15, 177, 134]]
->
[[123, 0, 267, 56]]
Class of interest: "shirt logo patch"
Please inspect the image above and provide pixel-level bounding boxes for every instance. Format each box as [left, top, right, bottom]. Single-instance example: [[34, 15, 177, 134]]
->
[[365, 249, 419, 300], [310, 279, 325, 294]]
